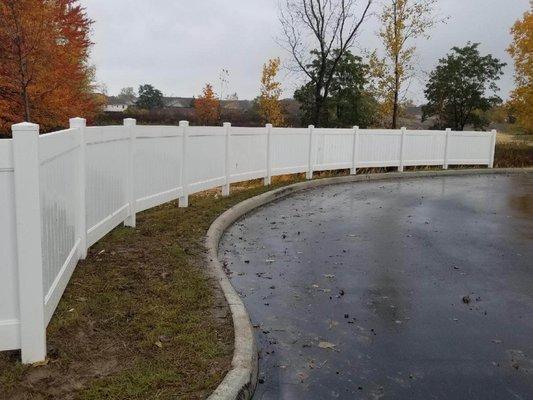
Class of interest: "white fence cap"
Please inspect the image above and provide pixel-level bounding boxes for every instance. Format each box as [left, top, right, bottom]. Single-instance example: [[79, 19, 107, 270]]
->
[[12, 122, 39, 132]]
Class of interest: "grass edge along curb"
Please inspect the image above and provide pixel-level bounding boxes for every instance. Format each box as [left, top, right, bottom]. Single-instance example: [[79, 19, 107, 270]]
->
[[204, 167, 531, 400]]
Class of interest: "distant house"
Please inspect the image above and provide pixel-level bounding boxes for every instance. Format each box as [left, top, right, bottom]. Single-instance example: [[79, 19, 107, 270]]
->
[[104, 96, 135, 112], [164, 97, 194, 108]]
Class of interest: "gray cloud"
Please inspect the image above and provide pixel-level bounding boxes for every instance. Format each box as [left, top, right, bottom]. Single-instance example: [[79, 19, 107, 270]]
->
[[83, 0, 529, 104]]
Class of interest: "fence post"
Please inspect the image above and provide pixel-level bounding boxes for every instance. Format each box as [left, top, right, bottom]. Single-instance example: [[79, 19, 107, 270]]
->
[[70, 118, 87, 259], [223, 122, 231, 196], [489, 129, 497, 168], [123, 118, 136, 227], [398, 127, 406, 172], [443, 128, 451, 170], [350, 125, 359, 175], [264, 123, 272, 186], [12, 122, 47, 363], [306, 125, 314, 180], [179, 121, 189, 207]]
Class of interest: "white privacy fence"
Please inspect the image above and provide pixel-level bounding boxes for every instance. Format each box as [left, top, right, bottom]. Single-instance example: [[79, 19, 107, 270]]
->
[[0, 119, 496, 363]]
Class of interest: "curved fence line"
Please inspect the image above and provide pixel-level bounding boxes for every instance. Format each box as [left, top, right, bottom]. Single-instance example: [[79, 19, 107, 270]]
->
[[0, 118, 496, 362]]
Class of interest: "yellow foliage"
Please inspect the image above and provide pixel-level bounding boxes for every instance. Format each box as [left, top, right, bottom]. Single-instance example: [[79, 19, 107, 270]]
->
[[371, 0, 440, 128], [507, 3, 533, 133], [368, 52, 395, 125], [258, 58, 284, 127]]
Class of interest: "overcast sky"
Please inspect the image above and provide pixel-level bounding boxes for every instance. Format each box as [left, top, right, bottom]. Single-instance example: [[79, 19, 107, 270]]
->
[[82, 0, 530, 104]]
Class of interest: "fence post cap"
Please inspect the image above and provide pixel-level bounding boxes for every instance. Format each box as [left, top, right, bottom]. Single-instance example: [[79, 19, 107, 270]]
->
[[353, 125, 359, 130], [123, 118, 136, 126], [308, 125, 314, 129], [223, 122, 231, 127], [266, 123, 273, 128], [12, 122, 39, 132], [446, 128, 452, 131], [179, 120, 189, 126], [401, 126, 407, 130], [69, 117, 86, 128]]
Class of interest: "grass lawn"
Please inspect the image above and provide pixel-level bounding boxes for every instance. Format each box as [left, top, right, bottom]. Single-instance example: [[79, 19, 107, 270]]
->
[[497, 132, 533, 147], [0, 180, 298, 400], [0, 143, 530, 399]]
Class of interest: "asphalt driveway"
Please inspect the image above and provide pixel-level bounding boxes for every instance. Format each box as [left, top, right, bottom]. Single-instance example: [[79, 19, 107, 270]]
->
[[220, 173, 533, 400]]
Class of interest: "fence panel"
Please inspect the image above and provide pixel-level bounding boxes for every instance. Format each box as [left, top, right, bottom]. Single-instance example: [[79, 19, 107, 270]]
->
[[271, 128, 309, 175], [187, 126, 226, 193], [230, 127, 267, 183], [447, 132, 492, 165], [0, 140, 19, 351], [357, 130, 402, 168], [134, 126, 183, 212], [313, 128, 353, 171], [38, 129, 81, 324], [403, 130, 446, 166], [85, 126, 130, 246]]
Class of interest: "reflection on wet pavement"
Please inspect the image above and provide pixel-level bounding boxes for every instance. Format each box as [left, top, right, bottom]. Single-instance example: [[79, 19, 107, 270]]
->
[[220, 174, 533, 400]]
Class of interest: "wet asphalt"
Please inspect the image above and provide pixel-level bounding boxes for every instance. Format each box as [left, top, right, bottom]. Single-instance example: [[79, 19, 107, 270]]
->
[[220, 173, 533, 400]]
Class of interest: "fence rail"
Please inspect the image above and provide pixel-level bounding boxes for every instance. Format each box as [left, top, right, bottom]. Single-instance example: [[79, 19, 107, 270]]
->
[[0, 119, 496, 362]]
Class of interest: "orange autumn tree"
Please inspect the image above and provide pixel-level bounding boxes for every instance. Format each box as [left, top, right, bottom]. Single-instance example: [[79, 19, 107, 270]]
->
[[194, 84, 220, 125], [0, 0, 101, 134], [507, 4, 533, 134]]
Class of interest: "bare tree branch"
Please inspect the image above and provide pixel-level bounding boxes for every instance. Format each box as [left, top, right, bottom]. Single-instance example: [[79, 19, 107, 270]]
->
[[279, 0, 373, 126]]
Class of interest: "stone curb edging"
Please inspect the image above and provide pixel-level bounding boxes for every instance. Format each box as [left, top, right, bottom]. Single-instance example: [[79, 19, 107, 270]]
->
[[205, 167, 531, 400]]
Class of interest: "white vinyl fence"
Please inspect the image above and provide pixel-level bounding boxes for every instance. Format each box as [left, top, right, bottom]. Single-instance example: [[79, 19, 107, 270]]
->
[[0, 119, 496, 363]]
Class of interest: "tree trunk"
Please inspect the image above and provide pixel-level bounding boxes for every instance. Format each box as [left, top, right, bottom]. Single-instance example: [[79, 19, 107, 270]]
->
[[392, 72, 399, 129], [313, 84, 323, 127], [391, 2, 399, 129], [22, 84, 30, 121], [392, 44, 400, 128]]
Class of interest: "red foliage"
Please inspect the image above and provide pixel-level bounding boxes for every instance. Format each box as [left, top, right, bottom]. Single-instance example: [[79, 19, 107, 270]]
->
[[0, 0, 102, 133]]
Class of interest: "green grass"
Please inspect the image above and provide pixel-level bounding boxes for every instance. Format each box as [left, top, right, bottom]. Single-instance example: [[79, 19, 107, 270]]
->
[[0, 180, 299, 400]]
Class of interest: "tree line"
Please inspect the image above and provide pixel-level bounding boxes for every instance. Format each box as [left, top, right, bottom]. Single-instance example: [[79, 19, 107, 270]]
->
[[0, 0, 531, 134], [279, 0, 526, 132]]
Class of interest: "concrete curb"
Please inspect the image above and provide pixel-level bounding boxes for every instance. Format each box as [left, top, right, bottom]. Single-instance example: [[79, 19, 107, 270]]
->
[[205, 167, 531, 400]]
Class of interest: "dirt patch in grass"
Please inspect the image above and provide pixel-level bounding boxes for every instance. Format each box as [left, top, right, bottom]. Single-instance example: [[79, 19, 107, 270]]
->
[[0, 179, 300, 400]]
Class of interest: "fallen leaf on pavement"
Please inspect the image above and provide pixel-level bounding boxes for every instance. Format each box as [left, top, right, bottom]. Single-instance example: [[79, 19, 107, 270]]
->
[[318, 341, 336, 349]]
